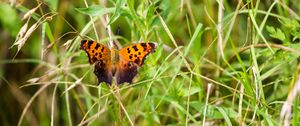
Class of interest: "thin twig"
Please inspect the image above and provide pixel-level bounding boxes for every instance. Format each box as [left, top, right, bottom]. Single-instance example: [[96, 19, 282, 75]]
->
[[202, 83, 212, 125], [51, 84, 58, 126], [238, 83, 244, 125], [106, 15, 114, 49], [217, 0, 224, 60]]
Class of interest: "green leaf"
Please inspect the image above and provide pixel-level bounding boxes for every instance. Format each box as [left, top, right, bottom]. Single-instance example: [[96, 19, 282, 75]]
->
[[108, 0, 129, 25], [75, 5, 115, 16], [266, 26, 286, 42], [216, 107, 233, 126], [45, 22, 54, 43], [181, 87, 201, 97], [279, 18, 300, 42], [146, 3, 155, 25]]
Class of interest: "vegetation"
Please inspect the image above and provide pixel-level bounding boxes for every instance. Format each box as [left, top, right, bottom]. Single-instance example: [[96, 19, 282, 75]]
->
[[1, 0, 300, 125]]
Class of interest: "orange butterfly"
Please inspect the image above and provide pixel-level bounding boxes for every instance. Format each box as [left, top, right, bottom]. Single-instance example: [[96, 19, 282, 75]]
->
[[80, 40, 157, 85]]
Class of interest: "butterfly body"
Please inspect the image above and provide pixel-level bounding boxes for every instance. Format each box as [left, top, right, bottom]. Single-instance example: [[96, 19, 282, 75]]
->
[[80, 40, 157, 85]]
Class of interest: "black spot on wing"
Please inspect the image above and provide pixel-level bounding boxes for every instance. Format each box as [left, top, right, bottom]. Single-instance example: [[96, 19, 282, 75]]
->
[[132, 45, 138, 51], [134, 58, 140, 64], [141, 43, 147, 47], [148, 43, 156, 52], [80, 40, 99, 64], [127, 48, 131, 53], [101, 46, 104, 52], [95, 44, 100, 50], [148, 43, 156, 49], [88, 40, 93, 46], [80, 40, 87, 49], [141, 43, 147, 51], [92, 57, 98, 62]]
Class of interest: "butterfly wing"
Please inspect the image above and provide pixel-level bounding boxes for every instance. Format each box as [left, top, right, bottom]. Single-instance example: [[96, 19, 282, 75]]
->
[[116, 42, 157, 84], [94, 60, 112, 85], [116, 61, 138, 84], [118, 42, 157, 66], [80, 40, 112, 84], [80, 40, 110, 64]]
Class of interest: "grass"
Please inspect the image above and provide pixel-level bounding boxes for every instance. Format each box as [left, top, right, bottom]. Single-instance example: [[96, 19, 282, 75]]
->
[[1, 0, 300, 125]]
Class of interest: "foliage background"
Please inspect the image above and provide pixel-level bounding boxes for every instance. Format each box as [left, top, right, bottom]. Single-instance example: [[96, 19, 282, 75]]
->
[[0, 0, 300, 125]]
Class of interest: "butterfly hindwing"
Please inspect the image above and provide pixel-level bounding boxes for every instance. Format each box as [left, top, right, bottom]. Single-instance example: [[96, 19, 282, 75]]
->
[[80, 40, 112, 84], [94, 60, 112, 85], [118, 42, 157, 66], [115, 61, 138, 84]]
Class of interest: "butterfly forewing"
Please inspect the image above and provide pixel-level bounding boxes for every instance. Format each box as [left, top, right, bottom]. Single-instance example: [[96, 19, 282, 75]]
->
[[118, 42, 157, 66], [80, 40, 112, 84], [80, 40, 111, 64]]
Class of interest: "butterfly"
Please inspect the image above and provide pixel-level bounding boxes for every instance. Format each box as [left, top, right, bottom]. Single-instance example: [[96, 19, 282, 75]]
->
[[80, 40, 157, 85]]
